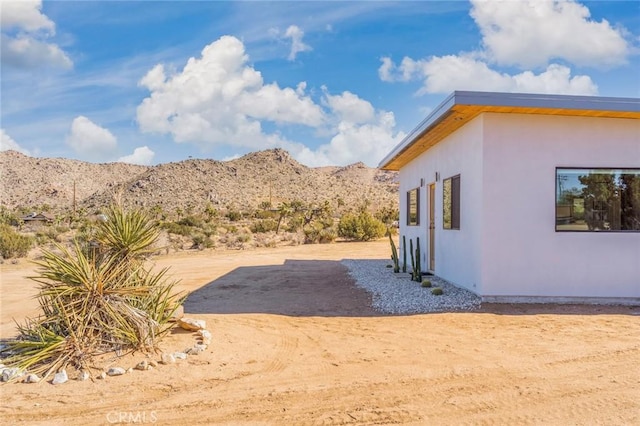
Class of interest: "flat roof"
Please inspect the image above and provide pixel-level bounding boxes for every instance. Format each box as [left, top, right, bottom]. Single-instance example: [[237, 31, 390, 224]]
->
[[378, 91, 640, 171]]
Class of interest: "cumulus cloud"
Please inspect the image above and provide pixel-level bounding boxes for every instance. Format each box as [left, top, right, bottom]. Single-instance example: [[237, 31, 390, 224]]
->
[[137, 35, 403, 167], [284, 25, 312, 61], [0, 129, 30, 155], [381, 55, 598, 95], [137, 35, 324, 149], [118, 146, 155, 166], [295, 91, 405, 167], [379, 0, 631, 96], [471, 0, 630, 69], [66, 116, 118, 160], [0, 0, 72, 69]]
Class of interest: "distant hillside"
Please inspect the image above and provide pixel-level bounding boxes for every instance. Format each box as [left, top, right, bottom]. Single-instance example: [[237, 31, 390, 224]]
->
[[0, 149, 398, 215]]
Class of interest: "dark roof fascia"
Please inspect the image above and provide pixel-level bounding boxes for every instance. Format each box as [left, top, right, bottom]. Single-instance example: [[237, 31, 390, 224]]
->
[[378, 91, 640, 169]]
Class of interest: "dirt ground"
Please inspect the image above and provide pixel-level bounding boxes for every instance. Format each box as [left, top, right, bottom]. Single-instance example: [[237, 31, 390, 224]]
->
[[1, 240, 638, 425]]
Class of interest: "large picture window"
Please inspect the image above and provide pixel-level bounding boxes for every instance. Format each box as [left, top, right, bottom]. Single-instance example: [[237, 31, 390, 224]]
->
[[407, 188, 420, 226], [443, 175, 460, 230], [556, 168, 640, 232]]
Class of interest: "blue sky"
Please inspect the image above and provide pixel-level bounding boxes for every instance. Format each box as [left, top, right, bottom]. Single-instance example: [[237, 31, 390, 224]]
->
[[1, 0, 639, 167]]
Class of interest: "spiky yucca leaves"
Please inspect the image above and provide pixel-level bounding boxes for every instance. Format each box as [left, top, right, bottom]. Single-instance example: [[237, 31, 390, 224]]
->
[[0, 203, 185, 381]]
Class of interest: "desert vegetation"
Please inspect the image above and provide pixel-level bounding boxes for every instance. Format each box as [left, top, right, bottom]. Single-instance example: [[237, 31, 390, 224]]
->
[[0, 198, 398, 261], [0, 202, 185, 381]]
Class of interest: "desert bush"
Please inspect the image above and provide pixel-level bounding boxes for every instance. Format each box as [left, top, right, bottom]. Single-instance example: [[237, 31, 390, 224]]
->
[[0, 224, 34, 259], [431, 287, 444, 295], [338, 211, 386, 241], [160, 221, 193, 237], [191, 233, 214, 250], [236, 233, 251, 243], [303, 221, 337, 244], [177, 215, 203, 228], [250, 219, 278, 233], [0, 202, 185, 381], [226, 210, 242, 222], [421, 279, 432, 288]]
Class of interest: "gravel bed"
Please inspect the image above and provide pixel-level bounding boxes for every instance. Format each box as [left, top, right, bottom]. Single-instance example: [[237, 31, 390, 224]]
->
[[342, 259, 481, 314]]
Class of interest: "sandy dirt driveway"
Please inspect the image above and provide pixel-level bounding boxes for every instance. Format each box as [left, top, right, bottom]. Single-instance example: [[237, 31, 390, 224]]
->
[[1, 240, 639, 425]]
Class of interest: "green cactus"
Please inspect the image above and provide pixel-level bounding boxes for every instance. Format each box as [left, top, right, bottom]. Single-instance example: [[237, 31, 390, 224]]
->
[[388, 231, 400, 273], [409, 238, 416, 280], [402, 235, 407, 273], [415, 237, 422, 282]]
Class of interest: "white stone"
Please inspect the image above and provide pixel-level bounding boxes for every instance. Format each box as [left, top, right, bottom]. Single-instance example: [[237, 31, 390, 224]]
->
[[173, 352, 187, 360], [52, 370, 68, 385], [1, 367, 22, 382], [98, 372, 107, 380], [107, 367, 126, 376], [135, 360, 149, 371], [177, 317, 206, 331], [160, 353, 176, 364], [77, 371, 90, 381], [25, 373, 40, 383], [187, 344, 206, 355]]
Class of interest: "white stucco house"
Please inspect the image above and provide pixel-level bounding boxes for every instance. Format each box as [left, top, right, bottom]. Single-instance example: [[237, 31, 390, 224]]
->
[[379, 91, 640, 304]]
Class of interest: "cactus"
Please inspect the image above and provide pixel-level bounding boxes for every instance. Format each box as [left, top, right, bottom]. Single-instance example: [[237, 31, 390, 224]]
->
[[409, 238, 416, 280], [402, 235, 407, 273], [388, 231, 400, 273], [415, 237, 422, 282]]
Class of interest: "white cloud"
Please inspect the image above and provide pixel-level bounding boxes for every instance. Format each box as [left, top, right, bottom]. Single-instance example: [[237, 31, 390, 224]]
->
[[66, 116, 117, 160], [378, 0, 616, 96], [137, 36, 403, 167], [0, 0, 72, 69], [284, 25, 312, 61], [0, 0, 55, 33], [118, 146, 155, 166], [382, 55, 597, 95], [470, 0, 630, 69], [0, 129, 30, 155], [137, 35, 324, 149], [295, 91, 405, 167]]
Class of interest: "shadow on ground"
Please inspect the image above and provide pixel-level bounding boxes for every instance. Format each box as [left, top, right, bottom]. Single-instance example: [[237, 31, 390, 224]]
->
[[184, 259, 384, 317]]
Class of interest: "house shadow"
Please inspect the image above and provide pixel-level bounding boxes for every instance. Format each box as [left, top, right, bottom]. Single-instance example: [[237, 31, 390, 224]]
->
[[183, 259, 386, 318]]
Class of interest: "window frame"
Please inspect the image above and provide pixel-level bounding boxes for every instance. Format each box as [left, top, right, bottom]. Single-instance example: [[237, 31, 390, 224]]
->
[[555, 167, 640, 233], [443, 174, 460, 230], [406, 187, 420, 226]]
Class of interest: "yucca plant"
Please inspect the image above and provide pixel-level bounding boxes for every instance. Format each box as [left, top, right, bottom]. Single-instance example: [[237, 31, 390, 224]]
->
[[0, 202, 185, 381]]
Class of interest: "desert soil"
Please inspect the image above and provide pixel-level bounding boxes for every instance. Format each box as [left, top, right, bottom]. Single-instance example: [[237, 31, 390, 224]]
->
[[1, 240, 638, 425]]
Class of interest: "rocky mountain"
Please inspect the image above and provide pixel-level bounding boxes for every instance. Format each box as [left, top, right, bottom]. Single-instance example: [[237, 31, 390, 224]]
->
[[0, 149, 398, 216]]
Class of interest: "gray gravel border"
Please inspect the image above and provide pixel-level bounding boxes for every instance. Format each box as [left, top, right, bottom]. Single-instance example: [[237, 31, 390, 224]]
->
[[342, 259, 481, 314]]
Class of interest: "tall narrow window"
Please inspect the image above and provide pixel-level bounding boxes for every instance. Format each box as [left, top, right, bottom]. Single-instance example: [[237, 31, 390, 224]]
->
[[407, 188, 420, 226], [556, 168, 640, 232], [443, 175, 460, 230]]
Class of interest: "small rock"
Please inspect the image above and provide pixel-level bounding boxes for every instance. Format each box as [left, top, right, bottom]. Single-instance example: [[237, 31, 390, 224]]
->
[[187, 344, 206, 355], [173, 352, 187, 360], [1, 367, 23, 382], [107, 367, 126, 376], [198, 329, 212, 344], [177, 317, 206, 331], [24, 373, 40, 383], [98, 372, 107, 380], [52, 370, 68, 385], [77, 371, 90, 381], [135, 360, 149, 371], [149, 360, 158, 368], [160, 353, 175, 364], [127, 367, 133, 374]]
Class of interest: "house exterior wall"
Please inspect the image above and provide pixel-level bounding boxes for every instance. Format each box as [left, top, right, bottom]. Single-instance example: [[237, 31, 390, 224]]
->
[[481, 113, 640, 300], [399, 117, 484, 293]]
